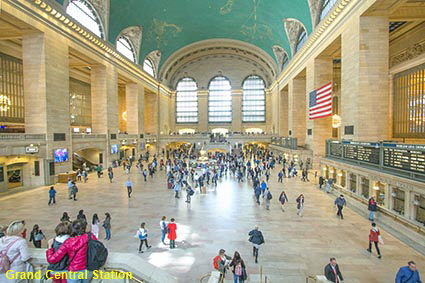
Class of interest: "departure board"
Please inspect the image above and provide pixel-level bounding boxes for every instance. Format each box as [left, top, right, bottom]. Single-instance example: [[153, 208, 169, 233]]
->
[[342, 141, 380, 165], [329, 141, 342, 157], [383, 143, 425, 174]]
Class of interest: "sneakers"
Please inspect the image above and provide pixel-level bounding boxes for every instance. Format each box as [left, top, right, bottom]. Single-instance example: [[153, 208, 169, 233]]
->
[[138, 251, 144, 253], [378, 255, 382, 259], [366, 249, 371, 253]]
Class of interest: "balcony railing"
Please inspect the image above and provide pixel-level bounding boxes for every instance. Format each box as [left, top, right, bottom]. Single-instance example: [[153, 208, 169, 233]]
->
[[0, 134, 46, 141], [72, 134, 107, 140]]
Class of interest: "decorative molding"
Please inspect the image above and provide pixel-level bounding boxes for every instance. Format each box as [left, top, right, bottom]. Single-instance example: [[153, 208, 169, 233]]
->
[[88, 0, 109, 40], [272, 45, 288, 72], [391, 41, 425, 68], [146, 50, 162, 78], [308, 0, 323, 28], [118, 26, 143, 63], [283, 18, 306, 56]]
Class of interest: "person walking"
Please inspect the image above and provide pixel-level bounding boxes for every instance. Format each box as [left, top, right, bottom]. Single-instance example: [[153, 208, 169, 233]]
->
[[103, 212, 111, 240], [185, 184, 194, 203], [248, 226, 264, 264], [48, 186, 57, 205], [71, 181, 78, 201], [213, 249, 232, 281], [126, 178, 133, 198], [368, 196, 377, 221], [83, 170, 88, 183], [229, 251, 247, 283], [29, 224, 45, 248], [254, 185, 261, 205], [91, 214, 100, 239], [174, 182, 180, 199], [67, 178, 73, 199], [324, 257, 344, 283], [108, 167, 113, 183], [367, 222, 382, 259], [160, 216, 167, 245], [77, 210, 87, 222], [265, 188, 272, 210], [296, 194, 305, 217], [0, 220, 31, 283], [334, 195, 346, 220], [396, 261, 422, 283], [279, 190, 289, 212], [319, 176, 324, 189], [167, 218, 177, 249], [137, 222, 152, 253]]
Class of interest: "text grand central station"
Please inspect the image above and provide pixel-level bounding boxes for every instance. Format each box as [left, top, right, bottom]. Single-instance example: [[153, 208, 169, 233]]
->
[[0, 0, 424, 283]]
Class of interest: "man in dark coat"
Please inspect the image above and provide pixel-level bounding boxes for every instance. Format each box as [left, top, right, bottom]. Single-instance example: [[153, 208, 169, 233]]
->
[[248, 226, 264, 264], [324, 257, 344, 283]]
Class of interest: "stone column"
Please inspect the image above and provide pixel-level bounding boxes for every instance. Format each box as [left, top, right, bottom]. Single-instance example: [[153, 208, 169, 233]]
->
[[288, 76, 306, 146], [341, 15, 389, 140], [126, 83, 144, 156], [232, 89, 242, 132], [404, 190, 411, 219], [198, 90, 208, 132], [23, 32, 71, 174], [144, 90, 158, 134], [305, 57, 333, 168], [279, 87, 289, 136]]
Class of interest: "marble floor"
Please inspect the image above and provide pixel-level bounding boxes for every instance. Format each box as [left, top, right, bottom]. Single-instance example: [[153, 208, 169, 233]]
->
[[0, 165, 424, 283]]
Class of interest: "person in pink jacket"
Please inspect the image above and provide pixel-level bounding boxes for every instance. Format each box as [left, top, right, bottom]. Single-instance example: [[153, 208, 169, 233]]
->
[[46, 220, 97, 283]]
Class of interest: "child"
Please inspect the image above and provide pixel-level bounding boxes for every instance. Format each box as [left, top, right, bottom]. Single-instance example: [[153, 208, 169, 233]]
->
[[47, 222, 71, 283]]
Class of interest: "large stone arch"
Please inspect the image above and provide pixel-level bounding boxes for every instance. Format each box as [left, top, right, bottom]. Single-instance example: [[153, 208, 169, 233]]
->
[[116, 26, 143, 63]]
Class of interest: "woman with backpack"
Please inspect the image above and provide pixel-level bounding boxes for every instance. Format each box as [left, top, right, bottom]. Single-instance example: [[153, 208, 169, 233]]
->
[[29, 224, 45, 248], [46, 219, 98, 283], [102, 213, 111, 240], [91, 214, 100, 239], [229, 251, 247, 283], [0, 220, 31, 283], [213, 249, 232, 280], [136, 223, 152, 253]]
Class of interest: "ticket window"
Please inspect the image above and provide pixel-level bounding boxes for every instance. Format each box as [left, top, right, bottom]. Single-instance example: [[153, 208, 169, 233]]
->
[[349, 173, 357, 193], [392, 187, 405, 215], [373, 181, 386, 206], [361, 177, 370, 199], [414, 195, 425, 225]]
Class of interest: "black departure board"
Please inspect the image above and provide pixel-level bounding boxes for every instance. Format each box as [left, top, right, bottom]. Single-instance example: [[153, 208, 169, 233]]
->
[[383, 143, 425, 174], [329, 142, 342, 157], [342, 141, 380, 165]]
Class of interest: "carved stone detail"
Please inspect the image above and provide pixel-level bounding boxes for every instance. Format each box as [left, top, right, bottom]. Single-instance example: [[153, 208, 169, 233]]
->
[[119, 26, 143, 62], [391, 41, 425, 67], [283, 18, 305, 56], [87, 0, 109, 39], [308, 0, 323, 27], [272, 45, 288, 71], [146, 50, 162, 78]]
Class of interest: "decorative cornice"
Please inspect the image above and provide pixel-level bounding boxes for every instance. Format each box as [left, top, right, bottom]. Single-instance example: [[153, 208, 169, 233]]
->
[[272, 45, 288, 72], [283, 18, 306, 56], [391, 41, 425, 68], [146, 50, 161, 79], [87, 0, 109, 40], [118, 26, 143, 63], [308, 0, 323, 28]]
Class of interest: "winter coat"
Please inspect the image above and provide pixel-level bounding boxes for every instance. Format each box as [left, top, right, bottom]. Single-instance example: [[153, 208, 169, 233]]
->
[[0, 236, 31, 283], [47, 235, 70, 271], [248, 229, 264, 245], [334, 197, 346, 207], [369, 227, 380, 242], [103, 217, 111, 229], [167, 223, 177, 240], [279, 192, 288, 204], [46, 233, 97, 271]]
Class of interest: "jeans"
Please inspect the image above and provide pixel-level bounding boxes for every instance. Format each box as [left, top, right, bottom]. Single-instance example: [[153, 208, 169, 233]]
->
[[161, 230, 166, 243], [48, 196, 56, 205], [139, 239, 150, 251], [233, 273, 244, 283], [66, 271, 92, 283], [336, 205, 344, 219], [127, 186, 132, 198], [369, 210, 375, 220], [105, 228, 111, 239]]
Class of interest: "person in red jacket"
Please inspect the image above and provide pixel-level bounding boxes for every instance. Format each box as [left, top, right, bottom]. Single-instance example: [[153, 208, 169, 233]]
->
[[167, 218, 177, 249], [46, 220, 97, 283], [367, 222, 382, 259]]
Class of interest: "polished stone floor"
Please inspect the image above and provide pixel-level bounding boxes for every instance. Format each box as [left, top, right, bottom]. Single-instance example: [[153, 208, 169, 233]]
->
[[1, 164, 424, 283]]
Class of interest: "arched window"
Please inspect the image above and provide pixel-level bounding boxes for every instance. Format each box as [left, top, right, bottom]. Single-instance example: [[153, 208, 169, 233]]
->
[[320, 0, 338, 21], [66, 0, 104, 38], [117, 36, 136, 63], [242, 75, 266, 122], [295, 28, 307, 53], [282, 54, 289, 70], [176, 78, 198, 123], [208, 76, 232, 123], [143, 58, 155, 77]]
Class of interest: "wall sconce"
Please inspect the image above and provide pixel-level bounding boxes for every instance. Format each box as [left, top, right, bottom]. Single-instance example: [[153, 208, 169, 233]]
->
[[413, 196, 420, 206], [373, 186, 380, 191], [337, 172, 343, 177]]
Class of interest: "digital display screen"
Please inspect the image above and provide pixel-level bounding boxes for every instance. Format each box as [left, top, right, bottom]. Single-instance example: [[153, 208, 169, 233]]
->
[[54, 148, 69, 163]]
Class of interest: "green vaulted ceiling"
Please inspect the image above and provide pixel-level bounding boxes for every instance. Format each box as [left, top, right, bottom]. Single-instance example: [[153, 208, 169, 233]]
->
[[59, 0, 313, 69]]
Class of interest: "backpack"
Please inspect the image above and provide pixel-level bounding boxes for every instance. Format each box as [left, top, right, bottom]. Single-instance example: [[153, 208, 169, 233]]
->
[[267, 192, 273, 200], [235, 263, 242, 276], [188, 188, 194, 196], [86, 232, 108, 271], [0, 238, 19, 273], [213, 256, 221, 270]]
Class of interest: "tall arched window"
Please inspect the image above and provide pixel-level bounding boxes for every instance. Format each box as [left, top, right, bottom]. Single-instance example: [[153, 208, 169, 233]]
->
[[117, 36, 136, 63], [320, 0, 338, 21], [143, 58, 155, 77], [176, 78, 198, 123], [295, 28, 307, 53], [208, 76, 232, 123], [66, 0, 104, 38], [242, 75, 266, 122]]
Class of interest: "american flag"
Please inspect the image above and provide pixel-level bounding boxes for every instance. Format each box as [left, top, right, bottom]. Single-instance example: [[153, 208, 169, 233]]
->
[[309, 82, 333, 120]]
